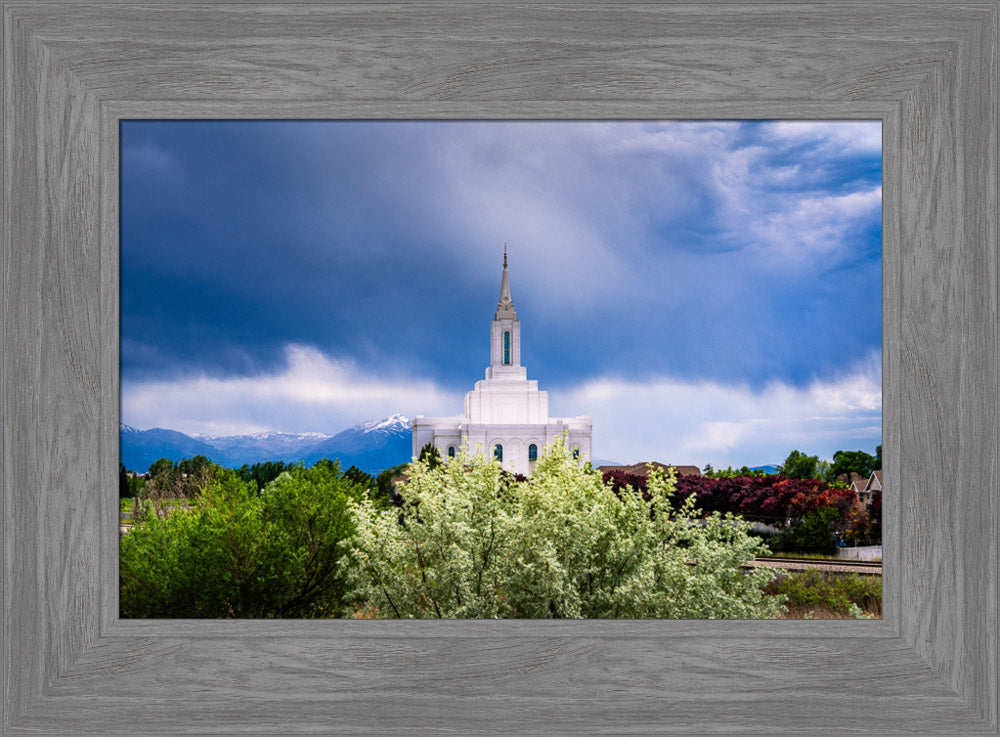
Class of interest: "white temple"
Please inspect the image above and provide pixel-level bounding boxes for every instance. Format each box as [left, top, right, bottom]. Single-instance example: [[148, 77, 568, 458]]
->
[[412, 248, 592, 476]]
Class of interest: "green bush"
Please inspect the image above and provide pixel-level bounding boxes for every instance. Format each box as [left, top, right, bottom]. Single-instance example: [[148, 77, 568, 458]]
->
[[344, 439, 783, 619], [120, 462, 366, 618], [767, 569, 881, 617], [769, 507, 840, 555]]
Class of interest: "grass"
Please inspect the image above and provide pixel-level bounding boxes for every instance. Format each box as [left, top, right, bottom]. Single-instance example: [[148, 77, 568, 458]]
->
[[766, 569, 881, 619], [758, 550, 840, 560]]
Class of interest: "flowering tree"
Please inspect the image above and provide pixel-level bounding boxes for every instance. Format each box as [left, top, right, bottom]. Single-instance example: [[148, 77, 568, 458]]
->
[[344, 440, 782, 619]]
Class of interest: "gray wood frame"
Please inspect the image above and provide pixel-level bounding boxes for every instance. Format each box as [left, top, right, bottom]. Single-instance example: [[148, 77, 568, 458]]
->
[[2, 2, 996, 734]]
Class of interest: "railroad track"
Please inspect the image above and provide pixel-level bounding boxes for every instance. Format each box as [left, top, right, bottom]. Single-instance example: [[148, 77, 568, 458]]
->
[[746, 556, 882, 575]]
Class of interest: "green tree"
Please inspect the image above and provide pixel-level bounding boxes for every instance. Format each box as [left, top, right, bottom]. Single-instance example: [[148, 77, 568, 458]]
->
[[375, 463, 409, 504], [702, 465, 769, 479], [127, 473, 146, 498], [142, 455, 216, 503], [147, 457, 174, 476], [816, 459, 832, 481], [177, 455, 211, 476], [119, 463, 132, 499], [120, 462, 366, 618], [418, 442, 442, 469], [345, 439, 782, 619], [779, 449, 820, 479], [770, 507, 841, 555], [874, 444, 882, 471], [237, 460, 290, 492], [344, 465, 374, 489], [828, 449, 875, 482]]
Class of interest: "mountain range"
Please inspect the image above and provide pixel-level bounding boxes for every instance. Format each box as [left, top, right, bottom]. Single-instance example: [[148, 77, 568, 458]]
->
[[121, 416, 775, 477], [121, 414, 413, 475]]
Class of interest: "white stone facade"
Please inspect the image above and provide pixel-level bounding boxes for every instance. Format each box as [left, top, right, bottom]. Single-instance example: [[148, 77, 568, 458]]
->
[[412, 250, 592, 476]]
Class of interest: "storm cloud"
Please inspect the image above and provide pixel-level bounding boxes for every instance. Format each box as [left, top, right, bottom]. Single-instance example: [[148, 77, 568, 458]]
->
[[121, 120, 881, 466]]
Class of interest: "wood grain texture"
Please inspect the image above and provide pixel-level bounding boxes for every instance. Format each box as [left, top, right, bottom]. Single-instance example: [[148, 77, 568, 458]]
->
[[2, 2, 997, 735]]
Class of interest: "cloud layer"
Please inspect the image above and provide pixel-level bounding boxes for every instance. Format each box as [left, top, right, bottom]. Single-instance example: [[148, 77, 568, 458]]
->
[[122, 345, 461, 437], [556, 350, 881, 466], [123, 343, 880, 467]]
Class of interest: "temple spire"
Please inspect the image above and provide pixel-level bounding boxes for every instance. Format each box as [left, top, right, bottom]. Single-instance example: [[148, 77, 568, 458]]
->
[[496, 244, 515, 316]]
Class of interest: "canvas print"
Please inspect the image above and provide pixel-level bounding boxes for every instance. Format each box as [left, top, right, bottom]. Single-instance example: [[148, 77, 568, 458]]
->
[[119, 120, 882, 619]]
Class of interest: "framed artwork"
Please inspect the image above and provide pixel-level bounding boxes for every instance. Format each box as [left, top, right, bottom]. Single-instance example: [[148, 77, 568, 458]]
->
[[3, 2, 996, 734]]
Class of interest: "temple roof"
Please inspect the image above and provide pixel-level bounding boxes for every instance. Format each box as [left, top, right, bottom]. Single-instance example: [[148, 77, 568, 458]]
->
[[495, 245, 517, 319]]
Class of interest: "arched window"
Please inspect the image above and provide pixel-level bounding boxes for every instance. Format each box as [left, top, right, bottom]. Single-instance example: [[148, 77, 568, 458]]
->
[[448, 446, 456, 458], [529, 444, 538, 461], [494, 444, 503, 461], [503, 331, 511, 364]]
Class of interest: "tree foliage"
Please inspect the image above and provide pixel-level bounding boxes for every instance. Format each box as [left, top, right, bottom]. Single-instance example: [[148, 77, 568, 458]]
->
[[375, 462, 409, 505], [703, 464, 769, 478], [604, 469, 858, 528], [768, 507, 841, 554], [828, 449, 875, 482], [147, 457, 174, 477], [779, 449, 820, 480], [343, 464, 375, 489], [120, 462, 366, 618], [141, 455, 216, 505], [344, 439, 782, 619], [601, 466, 876, 550], [236, 460, 291, 492], [861, 488, 881, 544], [119, 463, 132, 499], [418, 442, 443, 469]]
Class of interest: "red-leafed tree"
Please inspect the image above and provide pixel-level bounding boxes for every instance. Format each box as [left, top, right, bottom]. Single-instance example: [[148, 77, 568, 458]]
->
[[602, 469, 862, 535]]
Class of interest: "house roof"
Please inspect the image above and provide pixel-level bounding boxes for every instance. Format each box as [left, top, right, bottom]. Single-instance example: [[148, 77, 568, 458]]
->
[[866, 469, 883, 491], [598, 462, 702, 477]]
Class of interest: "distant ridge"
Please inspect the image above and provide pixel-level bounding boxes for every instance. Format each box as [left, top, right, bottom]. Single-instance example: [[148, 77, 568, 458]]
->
[[187, 429, 334, 466], [300, 414, 412, 471], [121, 415, 412, 475], [119, 426, 218, 474]]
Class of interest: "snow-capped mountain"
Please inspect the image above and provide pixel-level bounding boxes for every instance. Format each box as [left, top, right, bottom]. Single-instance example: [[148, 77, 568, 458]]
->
[[191, 430, 332, 444], [188, 430, 333, 466], [300, 415, 411, 470], [352, 413, 410, 435], [120, 416, 413, 475]]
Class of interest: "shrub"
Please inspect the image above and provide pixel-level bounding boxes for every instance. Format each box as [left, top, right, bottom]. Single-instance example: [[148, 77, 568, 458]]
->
[[767, 570, 881, 617], [770, 507, 841, 555], [120, 462, 366, 618], [345, 439, 783, 619]]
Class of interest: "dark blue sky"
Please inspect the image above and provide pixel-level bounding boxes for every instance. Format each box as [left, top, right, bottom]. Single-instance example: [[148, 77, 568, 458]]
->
[[121, 120, 882, 466]]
